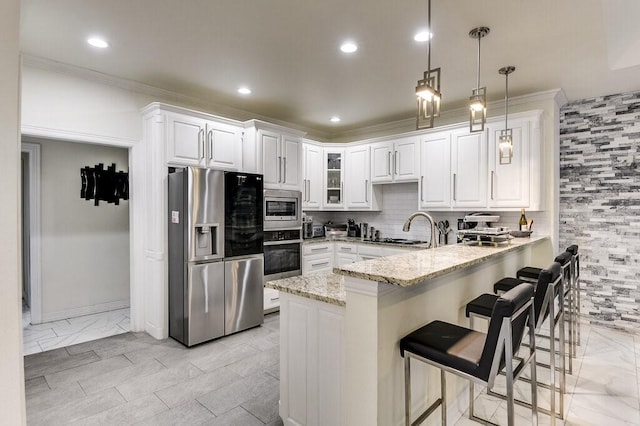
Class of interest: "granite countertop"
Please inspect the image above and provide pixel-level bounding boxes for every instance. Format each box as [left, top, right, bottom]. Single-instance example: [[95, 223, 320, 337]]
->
[[267, 236, 548, 305], [333, 236, 549, 287], [303, 236, 430, 249], [265, 271, 345, 306]]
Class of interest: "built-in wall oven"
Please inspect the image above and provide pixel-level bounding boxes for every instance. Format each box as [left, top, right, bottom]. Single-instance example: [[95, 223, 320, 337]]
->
[[263, 228, 302, 281], [263, 189, 302, 287]]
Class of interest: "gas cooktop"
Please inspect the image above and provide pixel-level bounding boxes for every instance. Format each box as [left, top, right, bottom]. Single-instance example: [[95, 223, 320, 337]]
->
[[381, 238, 428, 245]]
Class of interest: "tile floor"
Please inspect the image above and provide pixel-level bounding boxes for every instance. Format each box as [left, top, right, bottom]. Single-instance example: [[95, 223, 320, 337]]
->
[[23, 315, 640, 425], [23, 304, 130, 355], [24, 313, 282, 425]]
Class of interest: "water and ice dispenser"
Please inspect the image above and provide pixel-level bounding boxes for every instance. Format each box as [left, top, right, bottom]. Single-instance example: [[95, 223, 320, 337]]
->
[[193, 224, 218, 258]]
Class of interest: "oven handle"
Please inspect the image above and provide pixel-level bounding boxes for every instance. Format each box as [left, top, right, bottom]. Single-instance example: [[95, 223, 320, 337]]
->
[[264, 240, 303, 246]]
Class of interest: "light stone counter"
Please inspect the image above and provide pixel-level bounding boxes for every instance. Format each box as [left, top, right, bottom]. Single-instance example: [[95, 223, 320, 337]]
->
[[268, 236, 548, 307], [265, 271, 345, 306], [334, 236, 548, 287]]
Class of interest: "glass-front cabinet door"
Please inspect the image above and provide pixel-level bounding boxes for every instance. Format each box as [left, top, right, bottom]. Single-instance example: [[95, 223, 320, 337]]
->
[[324, 149, 344, 208]]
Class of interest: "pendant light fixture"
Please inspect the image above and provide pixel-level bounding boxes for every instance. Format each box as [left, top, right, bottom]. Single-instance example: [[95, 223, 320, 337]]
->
[[469, 27, 489, 132], [498, 66, 516, 165], [416, 0, 441, 129]]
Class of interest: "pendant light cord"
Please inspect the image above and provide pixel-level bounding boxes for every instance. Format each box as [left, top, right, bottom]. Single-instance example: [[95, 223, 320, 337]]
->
[[476, 35, 481, 90], [427, 0, 431, 72], [504, 71, 509, 130]]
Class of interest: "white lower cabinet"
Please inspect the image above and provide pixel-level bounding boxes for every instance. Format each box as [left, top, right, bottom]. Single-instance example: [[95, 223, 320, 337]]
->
[[303, 241, 414, 271], [302, 242, 333, 274], [279, 292, 345, 426], [263, 287, 280, 313], [334, 243, 358, 266]]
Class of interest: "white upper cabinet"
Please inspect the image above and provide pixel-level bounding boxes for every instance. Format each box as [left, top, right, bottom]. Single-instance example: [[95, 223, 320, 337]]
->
[[205, 121, 242, 170], [451, 129, 487, 208], [243, 121, 304, 191], [302, 142, 323, 209], [371, 136, 420, 183], [345, 145, 375, 209], [259, 129, 302, 190], [166, 111, 241, 170], [487, 111, 543, 210], [323, 149, 345, 208], [419, 132, 451, 209]]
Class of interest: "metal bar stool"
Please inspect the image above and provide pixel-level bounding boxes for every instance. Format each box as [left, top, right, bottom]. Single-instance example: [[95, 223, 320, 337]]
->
[[465, 263, 565, 422], [515, 251, 575, 374], [566, 245, 580, 347], [400, 284, 537, 426]]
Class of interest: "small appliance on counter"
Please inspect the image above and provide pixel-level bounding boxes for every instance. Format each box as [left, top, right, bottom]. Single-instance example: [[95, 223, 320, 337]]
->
[[347, 218, 360, 237], [457, 214, 512, 247], [324, 222, 348, 238], [311, 224, 325, 238], [302, 214, 313, 239]]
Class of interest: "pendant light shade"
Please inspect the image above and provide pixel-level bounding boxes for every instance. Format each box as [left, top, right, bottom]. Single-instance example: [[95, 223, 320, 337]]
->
[[469, 27, 489, 133], [416, 0, 441, 129], [498, 66, 516, 165]]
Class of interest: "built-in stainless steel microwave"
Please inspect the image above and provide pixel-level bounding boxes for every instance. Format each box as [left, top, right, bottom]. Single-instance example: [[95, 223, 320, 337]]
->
[[263, 189, 302, 230]]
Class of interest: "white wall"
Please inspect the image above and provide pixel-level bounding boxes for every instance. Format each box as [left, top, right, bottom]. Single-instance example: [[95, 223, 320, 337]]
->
[[0, 0, 26, 423], [22, 65, 152, 142], [37, 138, 130, 320]]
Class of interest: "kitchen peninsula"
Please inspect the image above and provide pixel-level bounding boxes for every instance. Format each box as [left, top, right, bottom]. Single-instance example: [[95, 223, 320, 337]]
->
[[266, 236, 551, 426]]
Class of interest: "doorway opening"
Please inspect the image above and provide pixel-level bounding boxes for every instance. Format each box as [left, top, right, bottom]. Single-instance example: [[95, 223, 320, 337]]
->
[[21, 137, 131, 355]]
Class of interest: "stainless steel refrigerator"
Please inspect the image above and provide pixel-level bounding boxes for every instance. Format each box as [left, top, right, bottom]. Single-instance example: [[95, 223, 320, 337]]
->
[[168, 167, 264, 347]]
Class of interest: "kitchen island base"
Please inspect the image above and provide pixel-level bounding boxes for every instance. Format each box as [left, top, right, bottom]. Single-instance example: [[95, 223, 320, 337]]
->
[[273, 237, 551, 425]]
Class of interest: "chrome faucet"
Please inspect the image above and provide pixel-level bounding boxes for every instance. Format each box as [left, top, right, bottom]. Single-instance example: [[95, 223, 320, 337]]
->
[[402, 211, 438, 248]]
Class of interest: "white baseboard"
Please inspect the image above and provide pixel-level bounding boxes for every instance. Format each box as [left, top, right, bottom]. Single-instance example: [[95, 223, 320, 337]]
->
[[145, 320, 166, 340], [39, 299, 130, 323]]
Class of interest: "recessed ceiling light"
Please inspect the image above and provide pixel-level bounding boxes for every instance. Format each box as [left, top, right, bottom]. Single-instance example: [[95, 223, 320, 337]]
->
[[414, 31, 433, 42], [340, 42, 358, 53], [87, 37, 109, 48], [237, 87, 252, 95], [330, 116, 341, 123]]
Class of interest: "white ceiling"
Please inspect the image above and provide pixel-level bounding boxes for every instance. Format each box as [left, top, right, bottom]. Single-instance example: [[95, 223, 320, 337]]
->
[[19, 0, 640, 136]]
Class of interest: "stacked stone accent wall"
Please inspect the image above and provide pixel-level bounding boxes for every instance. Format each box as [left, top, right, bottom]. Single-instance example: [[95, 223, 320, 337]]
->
[[559, 91, 640, 331]]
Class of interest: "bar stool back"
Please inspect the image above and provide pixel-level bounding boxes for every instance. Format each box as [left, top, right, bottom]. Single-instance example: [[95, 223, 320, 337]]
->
[[465, 263, 564, 422], [400, 283, 537, 426], [566, 245, 580, 346]]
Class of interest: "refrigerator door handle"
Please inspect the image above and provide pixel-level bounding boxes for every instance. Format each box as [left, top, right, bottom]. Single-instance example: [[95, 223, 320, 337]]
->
[[203, 272, 209, 314]]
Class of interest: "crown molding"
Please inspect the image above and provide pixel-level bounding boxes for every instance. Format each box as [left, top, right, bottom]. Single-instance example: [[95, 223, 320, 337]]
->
[[22, 54, 329, 140]]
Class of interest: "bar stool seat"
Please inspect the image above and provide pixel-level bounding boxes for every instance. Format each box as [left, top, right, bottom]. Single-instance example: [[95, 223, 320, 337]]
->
[[494, 277, 527, 294], [400, 284, 537, 426]]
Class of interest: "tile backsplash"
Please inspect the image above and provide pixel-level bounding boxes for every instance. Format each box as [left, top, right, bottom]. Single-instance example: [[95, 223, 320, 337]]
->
[[305, 182, 548, 244]]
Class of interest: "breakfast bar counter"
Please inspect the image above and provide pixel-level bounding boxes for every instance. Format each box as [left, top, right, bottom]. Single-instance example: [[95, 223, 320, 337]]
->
[[267, 236, 552, 426]]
